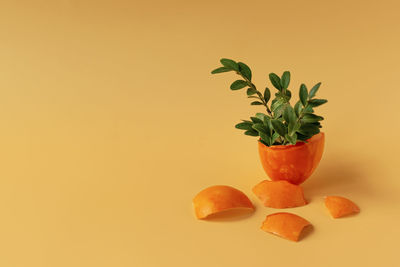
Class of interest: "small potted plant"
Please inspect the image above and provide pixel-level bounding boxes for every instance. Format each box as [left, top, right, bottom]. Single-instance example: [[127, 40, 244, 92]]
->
[[211, 58, 327, 185]]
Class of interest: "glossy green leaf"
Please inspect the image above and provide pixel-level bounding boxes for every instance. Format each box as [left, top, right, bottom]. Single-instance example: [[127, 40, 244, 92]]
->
[[244, 130, 258, 136], [308, 99, 328, 107], [264, 87, 271, 103], [220, 58, 238, 70], [247, 88, 257, 95], [299, 84, 308, 106], [294, 101, 302, 117], [302, 114, 324, 123], [230, 80, 247, 90], [271, 119, 287, 137], [280, 71, 290, 89], [309, 82, 321, 98], [251, 101, 263, 105], [235, 122, 253, 130], [269, 73, 282, 90], [298, 123, 320, 136], [285, 133, 297, 145], [271, 132, 280, 143], [250, 117, 263, 123], [238, 62, 252, 81], [211, 67, 232, 74]]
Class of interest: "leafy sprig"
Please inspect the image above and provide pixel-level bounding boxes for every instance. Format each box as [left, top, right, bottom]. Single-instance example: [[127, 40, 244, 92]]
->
[[211, 58, 327, 146]]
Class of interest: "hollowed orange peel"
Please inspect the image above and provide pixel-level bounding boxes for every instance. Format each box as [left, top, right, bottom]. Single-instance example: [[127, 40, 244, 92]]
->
[[252, 180, 307, 208], [325, 196, 360, 218], [261, 212, 311, 242], [193, 185, 255, 219]]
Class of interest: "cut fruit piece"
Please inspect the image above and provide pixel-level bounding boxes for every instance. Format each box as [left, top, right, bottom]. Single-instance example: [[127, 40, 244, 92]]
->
[[261, 212, 311, 242], [193, 185, 254, 219], [252, 180, 307, 208], [325, 196, 360, 218]]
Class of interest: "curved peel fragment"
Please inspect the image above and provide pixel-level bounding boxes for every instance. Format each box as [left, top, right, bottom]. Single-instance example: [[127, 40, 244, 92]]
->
[[325, 196, 360, 218], [252, 180, 306, 208], [193, 185, 254, 219], [261, 212, 311, 242]]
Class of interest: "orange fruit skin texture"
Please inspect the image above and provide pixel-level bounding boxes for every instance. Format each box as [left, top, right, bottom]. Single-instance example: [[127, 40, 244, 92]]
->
[[192, 185, 254, 219], [258, 132, 325, 185], [325, 196, 360, 218], [261, 212, 311, 242], [252, 180, 306, 208]]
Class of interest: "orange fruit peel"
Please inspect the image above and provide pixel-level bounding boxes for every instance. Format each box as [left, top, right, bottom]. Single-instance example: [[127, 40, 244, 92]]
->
[[261, 212, 311, 242], [252, 180, 306, 208], [325, 196, 360, 218], [193, 185, 254, 219], [258, 132, 325, 184]]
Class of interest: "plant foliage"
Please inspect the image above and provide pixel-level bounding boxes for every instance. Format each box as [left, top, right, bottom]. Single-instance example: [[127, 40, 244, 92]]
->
[[211, 58, 328, 146]]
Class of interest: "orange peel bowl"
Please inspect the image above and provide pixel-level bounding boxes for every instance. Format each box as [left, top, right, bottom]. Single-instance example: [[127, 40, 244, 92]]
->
[[325, 196, 360, 218], [252, 180, 306, 208], [261, 212, 311, 242], [258, 132, 325, 185], [193, 185, 254, 219]]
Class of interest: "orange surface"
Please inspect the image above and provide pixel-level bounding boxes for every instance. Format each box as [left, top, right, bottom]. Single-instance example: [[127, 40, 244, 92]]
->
[[325, 196, 360, 218], [192, 185, 254, 219], [261, 212, 311, 242], [258, 132, 325, 184], [252, 180, 306, 208], [1, 1, 400, 267]]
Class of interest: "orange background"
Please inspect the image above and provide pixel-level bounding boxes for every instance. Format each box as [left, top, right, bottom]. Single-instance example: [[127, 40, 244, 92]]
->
[[0, 1, 399, 266]]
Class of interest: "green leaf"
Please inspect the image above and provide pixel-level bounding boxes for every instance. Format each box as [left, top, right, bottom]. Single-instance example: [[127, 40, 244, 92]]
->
[[299, 84, 308, 106], [271, 132, 280, 143], [235, 122, 253, 130], [220, 58, 238, 70], [289, 121, 300, 136], [280, 71, 290, 89], [297, 133, 312, 141], [309, 82, 321, 98], [244, 130, 258, 136], [230, 80, 247, 90], [285, 133, 297, 145], [255, 113, 266, 121], [301, 114, 324, 123], [303, 105, 314, 113], [269, 73, 282, 90], [271, 119, 287, 137], [252, 123, 267, 133], [263, 116, 273, 137], [264, 87, 271, 103], [308, 99, 328, 107], [288, 106, 297, 122], [250, 117, 263, 123], [211, 67, 232, 74], [298, 123, 320, 136], [247, 88, 257, 95], [294, 101, 302, 117], [238, 62, 252, 81], [259, 132, 271, 146], [251, 101, 263, 105]]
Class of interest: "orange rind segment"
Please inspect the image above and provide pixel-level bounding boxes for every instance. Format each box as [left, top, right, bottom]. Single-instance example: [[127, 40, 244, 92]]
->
[[325, 196, 360, 218], [252, 180, 306, 208], [261, 212, 311, 242], [193, 185, 254, 219]]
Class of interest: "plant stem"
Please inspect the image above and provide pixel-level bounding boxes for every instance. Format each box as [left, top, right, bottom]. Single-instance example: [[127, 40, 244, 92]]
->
[[239, 73, 273, 116]]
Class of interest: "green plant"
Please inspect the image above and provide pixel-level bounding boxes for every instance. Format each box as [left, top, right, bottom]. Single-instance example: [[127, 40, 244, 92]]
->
[[211, 58, 327, 146]]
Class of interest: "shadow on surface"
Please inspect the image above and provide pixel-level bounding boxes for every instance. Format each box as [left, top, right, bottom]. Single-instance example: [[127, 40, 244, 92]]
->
[[299, 224, 314, 241], [205, 207, 256, 222], [303, 156, 374, 201]]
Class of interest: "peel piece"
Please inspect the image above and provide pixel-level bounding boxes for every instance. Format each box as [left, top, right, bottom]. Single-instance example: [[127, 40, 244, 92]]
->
[[252, 180, 306, 208], [193, 185, 254, 219], [325, 196, 360, 218], [261, 212, 311, 242]]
